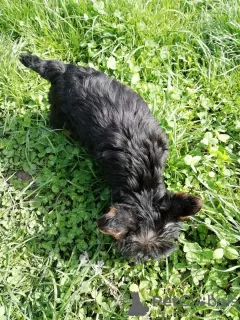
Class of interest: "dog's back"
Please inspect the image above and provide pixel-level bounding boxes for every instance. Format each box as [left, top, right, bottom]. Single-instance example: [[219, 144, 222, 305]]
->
[[20, 54, 168, 193]]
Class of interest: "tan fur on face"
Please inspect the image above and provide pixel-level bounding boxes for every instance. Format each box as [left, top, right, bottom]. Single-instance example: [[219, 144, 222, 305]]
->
[[105, 207, 117, 217], [98, 207, 125, 239], [132, 229, 157, 248], [99, 228, 125, 240], [179, 216, 190, 220], [131, 223, 177, 249]]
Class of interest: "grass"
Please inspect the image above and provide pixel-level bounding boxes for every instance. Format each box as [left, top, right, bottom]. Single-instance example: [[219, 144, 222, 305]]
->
[[0, 0, 239, 319]]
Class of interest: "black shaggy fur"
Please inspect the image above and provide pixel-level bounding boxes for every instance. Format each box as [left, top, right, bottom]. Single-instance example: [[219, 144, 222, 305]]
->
[[20, 53, 203, 262]]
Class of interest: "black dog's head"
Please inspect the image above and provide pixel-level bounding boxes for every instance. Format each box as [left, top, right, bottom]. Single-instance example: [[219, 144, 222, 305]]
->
[[97, 192, 203, 262]]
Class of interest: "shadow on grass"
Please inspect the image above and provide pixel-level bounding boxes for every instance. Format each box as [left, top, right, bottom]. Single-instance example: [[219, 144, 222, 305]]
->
[[1, 107, 123, 266]]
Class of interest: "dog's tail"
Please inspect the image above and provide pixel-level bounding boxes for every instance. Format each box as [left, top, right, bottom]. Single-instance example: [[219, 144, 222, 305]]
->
[[20, 53, 66, 82]]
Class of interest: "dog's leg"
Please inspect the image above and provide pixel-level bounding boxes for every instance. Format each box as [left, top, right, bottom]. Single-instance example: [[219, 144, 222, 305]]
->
[[47, 85, 69, 130], [49, 104, 68, 129]]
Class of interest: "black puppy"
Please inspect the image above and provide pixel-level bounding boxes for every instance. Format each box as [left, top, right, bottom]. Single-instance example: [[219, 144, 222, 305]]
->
[[20, 53, 203, 261]]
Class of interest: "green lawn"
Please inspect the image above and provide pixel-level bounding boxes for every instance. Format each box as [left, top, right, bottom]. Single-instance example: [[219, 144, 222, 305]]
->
[[0, 0, 239, 319]]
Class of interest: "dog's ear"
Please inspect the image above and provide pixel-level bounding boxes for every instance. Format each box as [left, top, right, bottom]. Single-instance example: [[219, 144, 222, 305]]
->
[[97, 207, 127, 239], [171, 193, 203, 220]]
